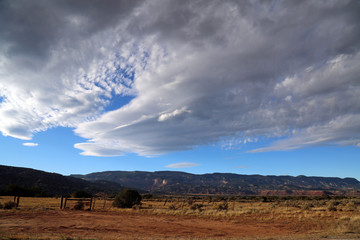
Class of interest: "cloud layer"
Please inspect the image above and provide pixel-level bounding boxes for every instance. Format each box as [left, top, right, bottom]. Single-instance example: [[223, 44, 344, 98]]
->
[[165, 162, 200, 169], [1, 0, 360, 156]]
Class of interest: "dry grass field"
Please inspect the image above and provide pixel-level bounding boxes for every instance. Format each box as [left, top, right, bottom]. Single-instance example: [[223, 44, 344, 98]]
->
[[0, 195, 360, 239]]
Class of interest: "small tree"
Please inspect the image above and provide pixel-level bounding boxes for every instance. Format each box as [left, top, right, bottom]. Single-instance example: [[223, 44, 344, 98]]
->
[[4, 184, 31, 197], [113, 189, 141, 208], [142, 193, 153, 199], [72, 190, 92, 198]]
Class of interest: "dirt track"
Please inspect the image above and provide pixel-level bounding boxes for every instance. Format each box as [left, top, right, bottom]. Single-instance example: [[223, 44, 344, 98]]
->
[[0, 209, 304, 239]]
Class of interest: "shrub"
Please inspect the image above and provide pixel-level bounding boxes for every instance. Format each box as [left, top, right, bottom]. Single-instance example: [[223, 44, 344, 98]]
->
[[113, 189, 141, 208], [4, 201, 16, 209], [2, 184, 49, 197], [4, 184, 30, 197], [284, 200, 300, 208], [345, 200, 358, 211], [216, 196, 225, 201], [327, 201, 337, 211], [72, 190, 92, 198], [142, 194, 153, 199], [132, 204, 141, 210], [214, 202, 228, 211], [73, 201, 84, 210], [190, 203, 204, 211], [301, 202, 314, 210], [168, 204, 178, 210]]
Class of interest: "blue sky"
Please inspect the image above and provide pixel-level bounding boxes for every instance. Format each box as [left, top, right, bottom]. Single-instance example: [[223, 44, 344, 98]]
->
[[0, 0, 360, 180], [1, 126, 360, 179]]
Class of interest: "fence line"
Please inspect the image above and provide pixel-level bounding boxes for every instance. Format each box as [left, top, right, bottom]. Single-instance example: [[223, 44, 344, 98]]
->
[[0, 196, 116, 210], [60, 196, 114, 210]]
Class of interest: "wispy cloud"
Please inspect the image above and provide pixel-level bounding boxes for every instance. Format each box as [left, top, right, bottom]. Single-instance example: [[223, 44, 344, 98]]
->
[[22, 142, 38, 147], [165, 162, 200, 169]]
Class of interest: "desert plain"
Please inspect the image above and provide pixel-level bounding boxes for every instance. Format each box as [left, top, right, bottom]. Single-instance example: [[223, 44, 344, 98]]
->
[[1, 196, 360, 240]]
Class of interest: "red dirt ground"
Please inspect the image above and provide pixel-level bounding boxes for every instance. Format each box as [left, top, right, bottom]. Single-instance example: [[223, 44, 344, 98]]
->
[[0, 209, 354, 239]]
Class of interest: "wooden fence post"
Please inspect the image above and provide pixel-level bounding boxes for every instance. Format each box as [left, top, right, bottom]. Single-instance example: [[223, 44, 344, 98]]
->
[[89, 198, 93, 210], [92, 198, 96, 210], [16, 196, 20, 208], [60, 196, 64, 209], [64, 197, 68, 209]]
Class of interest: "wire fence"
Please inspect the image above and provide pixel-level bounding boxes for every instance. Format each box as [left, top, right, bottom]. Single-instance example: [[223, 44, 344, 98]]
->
[[0, 196, 115, 210]]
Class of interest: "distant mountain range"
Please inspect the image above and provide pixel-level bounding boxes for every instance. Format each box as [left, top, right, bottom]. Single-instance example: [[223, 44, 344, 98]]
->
[[0, 165, 122, 196], [72, 170, 360, 195], [1, 165, 359, 196]]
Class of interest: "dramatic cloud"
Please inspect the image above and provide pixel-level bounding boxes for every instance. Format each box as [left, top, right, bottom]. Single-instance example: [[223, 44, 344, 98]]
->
[[0, 0, 142, 139], [22, 143, 38, 147], [1, 0, 360, 156], [165, 162, 200, 169]]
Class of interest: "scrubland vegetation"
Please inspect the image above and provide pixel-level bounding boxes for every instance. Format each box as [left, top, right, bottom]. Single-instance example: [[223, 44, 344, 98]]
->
[[1, 194, 360, 239], [139, 195, 360, 234]]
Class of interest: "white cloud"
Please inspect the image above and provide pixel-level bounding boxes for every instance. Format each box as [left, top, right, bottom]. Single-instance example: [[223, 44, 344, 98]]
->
[[158, 107, 191, 122], [0, 0, 141, 140], [165, 162, 200, 169], [22, 142, 38, 147], [1, 0, 360, 156], [249, 114, 360, 153]]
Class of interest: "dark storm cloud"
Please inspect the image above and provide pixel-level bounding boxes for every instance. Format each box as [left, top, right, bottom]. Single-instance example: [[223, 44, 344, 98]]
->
[[0, 0, 140, 53]]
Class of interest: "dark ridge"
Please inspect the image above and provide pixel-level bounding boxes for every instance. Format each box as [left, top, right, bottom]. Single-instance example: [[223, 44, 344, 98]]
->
[[72, 170, 360, 195], [0, 165, 123, 196]]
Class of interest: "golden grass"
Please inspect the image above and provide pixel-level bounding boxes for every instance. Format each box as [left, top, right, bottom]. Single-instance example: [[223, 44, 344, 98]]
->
[[1, 195, 359, 213], [0, 196, 115, 210], [140, 197, 360, 225], [1, 195, 359, 239]]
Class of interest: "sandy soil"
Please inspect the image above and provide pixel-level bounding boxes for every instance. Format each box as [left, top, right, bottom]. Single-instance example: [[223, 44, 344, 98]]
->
[[0, 209, 355, 240]]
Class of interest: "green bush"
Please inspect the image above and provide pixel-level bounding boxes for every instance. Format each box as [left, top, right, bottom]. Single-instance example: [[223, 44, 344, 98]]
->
[[168, 204, 177, 210], [345, 200, 359, 211], [214, 202, 228, 211], [73, 201, 84, 210], [301, 202, 314, 210], [327, 201, 337, 211], [72, 190, 92, 198], [113, 189, 141, 208], [1, 184, 49, 197], [190, 203, 204, 211], [4, 201, 16, 209], [142, 194, 153, 199], [187, 199, 194, 205]]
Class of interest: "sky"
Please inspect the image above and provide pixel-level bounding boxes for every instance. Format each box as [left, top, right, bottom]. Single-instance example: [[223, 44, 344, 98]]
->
[[0, 0, 360, 180]]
